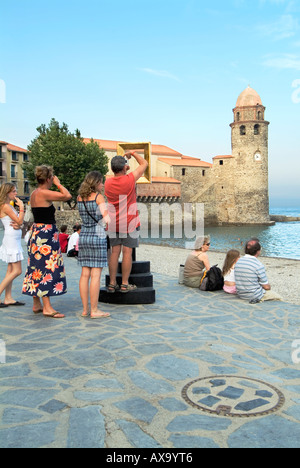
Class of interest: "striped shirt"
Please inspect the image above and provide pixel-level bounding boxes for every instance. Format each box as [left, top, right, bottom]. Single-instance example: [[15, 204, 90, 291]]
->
[[235, 255, 269, 301]]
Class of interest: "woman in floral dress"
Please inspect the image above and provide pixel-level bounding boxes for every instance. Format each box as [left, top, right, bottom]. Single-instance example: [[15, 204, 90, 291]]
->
[[22, 166, 72, 318]]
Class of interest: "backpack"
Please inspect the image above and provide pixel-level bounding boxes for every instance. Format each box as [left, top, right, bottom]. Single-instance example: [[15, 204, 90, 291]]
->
[[203, 265, 224, 291]]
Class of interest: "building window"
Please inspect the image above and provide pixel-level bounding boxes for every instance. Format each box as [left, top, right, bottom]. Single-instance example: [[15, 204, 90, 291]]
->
[[202, 170, 205, 176], [240, 125, 246, 135], [11, 165, 16, 178], [24, 181, 29, 194], [0, 162, 3, 177], [219, 160, 223, 166], [257, 111, 262, 120], [254, 124, 260, 135], [236, 112, 240, 122], [11, 151, 18, 161], [182, 168, 186, 176]]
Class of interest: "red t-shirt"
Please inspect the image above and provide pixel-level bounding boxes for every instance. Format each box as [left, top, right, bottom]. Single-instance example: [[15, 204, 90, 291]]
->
[[105, 172, 140, 233], [59, 233, 69, 253]]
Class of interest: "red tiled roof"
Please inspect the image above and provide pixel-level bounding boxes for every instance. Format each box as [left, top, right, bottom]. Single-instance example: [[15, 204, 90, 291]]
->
[[213, 155, 233, 159], [83, 138, 182, 157], [0, 141, 28, 153], [158, 157, 212, 168], [7, 144, 28, 153], [152, 177, 181, 184]]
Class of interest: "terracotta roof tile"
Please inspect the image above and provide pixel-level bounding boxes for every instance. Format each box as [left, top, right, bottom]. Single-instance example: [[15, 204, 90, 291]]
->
[[213, 155, 233, 159], [7, 144, 28, 153], [158, 157, 212, 167], [0, 141, 28, 153], [83, 138, 182, 157]]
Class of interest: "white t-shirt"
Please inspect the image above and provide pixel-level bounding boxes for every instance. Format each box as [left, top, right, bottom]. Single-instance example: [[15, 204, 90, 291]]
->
[[224, 267, 235, 282], [67, 232, 79, 252]]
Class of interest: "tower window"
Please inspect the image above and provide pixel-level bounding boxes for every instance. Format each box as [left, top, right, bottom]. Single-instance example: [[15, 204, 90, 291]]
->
[[254, 124, 260, 135], [182, 168, 186, 176], [240, 125, 246, 135], [202, 170, 205, 176], [257, 111, 262, 120], [236, 112, 240, 122]]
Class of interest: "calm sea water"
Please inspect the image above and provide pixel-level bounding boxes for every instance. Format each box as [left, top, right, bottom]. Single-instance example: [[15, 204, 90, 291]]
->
[[141, 207, 300, 260], [1, 207, 299, 260]]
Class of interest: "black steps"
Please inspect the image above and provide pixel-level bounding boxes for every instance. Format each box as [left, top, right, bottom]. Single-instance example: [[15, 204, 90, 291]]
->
[[99, 260, 156, 305]]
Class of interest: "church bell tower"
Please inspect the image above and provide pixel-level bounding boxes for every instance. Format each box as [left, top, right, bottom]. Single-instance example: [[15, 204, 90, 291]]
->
[[229, 86, 271, 224]]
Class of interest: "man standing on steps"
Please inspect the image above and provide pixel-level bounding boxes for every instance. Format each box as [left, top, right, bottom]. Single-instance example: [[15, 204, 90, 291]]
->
[[105, 151, 148, 294]]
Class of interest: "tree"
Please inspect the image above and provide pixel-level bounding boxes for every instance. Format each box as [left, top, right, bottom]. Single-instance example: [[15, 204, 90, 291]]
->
[[23, 118, 109, 207]]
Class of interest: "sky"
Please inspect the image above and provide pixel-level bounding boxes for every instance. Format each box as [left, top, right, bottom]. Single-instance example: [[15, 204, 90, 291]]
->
[[0, 0, 299, 208]]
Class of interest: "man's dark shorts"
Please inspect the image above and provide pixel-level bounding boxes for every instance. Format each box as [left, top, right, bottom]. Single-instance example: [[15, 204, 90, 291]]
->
[[108, 230, 140, 249]]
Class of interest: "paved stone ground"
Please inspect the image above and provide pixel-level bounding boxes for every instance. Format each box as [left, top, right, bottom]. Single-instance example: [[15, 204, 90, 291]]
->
[[0, 249, 300, 448]]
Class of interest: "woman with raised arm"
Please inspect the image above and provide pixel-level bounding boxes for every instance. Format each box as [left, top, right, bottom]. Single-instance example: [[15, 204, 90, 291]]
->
[[0, 183, 25, 307], [22, 165, 72, 318]]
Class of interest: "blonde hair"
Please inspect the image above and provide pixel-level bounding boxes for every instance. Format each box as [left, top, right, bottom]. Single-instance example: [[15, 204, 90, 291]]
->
[[35, 165, 54, 184], [222, 249, 240, 276], [78, 171, 103, 201], [0, 183, 15, 210], [194, 235, 210, 251]]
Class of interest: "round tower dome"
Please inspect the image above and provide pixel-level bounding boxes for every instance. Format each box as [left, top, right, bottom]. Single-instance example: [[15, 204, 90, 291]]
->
[[236, 86, 262, 107]]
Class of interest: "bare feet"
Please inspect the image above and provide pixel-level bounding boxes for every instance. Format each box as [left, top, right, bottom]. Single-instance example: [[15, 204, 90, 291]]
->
[[33, 297, 43, 314]]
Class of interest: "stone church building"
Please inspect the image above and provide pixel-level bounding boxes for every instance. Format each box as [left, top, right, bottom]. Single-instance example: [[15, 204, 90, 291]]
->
[[84, 86, 271, 225]]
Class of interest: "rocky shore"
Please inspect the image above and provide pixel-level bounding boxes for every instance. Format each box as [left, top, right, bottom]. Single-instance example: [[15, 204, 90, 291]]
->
[[138, 243, 300, 306]]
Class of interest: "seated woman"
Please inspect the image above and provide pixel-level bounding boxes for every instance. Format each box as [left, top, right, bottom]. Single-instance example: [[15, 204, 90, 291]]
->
[[183, 235, 211, 288], [222, 249, 240, 294]]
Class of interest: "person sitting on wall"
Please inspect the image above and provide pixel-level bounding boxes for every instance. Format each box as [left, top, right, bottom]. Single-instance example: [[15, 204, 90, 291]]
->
[[183, 235, 211, 288], [104, 151, 148, 293], [234, 238, 283, 303]]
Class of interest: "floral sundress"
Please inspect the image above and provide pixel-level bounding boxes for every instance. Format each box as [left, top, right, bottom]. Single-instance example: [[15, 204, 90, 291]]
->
[[22, 223, 67, 298]]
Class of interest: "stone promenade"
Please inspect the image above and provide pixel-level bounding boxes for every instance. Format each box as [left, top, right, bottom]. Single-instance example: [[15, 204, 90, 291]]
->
[[0, 253, 300, 448]]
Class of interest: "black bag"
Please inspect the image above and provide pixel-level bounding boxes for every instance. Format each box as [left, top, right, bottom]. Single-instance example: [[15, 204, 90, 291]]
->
[[205, 265, 224, 291]]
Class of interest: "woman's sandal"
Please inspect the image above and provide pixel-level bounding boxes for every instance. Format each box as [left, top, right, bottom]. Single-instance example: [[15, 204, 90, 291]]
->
[[120, 284, 137, 294], [43, 312, 65, 319], [90, 311, 110, 319], [107, 283, 120, 294]]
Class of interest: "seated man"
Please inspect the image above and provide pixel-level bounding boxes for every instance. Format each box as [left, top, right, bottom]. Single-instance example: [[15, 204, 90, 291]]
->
[[235, 239, 282, 303], [105, 151, 148, 293], [67, 224, 81, 257]]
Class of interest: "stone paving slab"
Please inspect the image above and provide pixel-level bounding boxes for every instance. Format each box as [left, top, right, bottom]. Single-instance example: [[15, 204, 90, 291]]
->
[[0, 254, 300, 448]]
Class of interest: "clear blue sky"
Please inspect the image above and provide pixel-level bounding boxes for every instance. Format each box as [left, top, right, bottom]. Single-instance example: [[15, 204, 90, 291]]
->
[[1, 0, 299, 207]]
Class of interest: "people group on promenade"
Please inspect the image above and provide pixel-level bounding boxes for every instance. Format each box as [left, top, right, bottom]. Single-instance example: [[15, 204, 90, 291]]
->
[[0, 150, 148, 318], [0, 151, 283, 318]]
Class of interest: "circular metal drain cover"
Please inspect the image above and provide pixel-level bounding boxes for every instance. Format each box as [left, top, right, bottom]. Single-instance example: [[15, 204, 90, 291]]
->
[[182, 375, 285, 418]]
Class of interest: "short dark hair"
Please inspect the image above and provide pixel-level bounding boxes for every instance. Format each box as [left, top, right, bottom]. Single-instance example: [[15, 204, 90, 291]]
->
[[245, 239, 261, 256], [111, 156, 127, 174], [60, 225, 68, 233]]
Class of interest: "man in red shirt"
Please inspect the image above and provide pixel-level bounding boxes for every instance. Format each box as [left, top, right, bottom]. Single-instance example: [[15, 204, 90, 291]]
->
[[105, 151, 148, 293]]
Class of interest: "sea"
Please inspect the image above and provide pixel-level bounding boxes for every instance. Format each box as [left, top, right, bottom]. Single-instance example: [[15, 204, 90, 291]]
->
[[140, 206, 300, 260]]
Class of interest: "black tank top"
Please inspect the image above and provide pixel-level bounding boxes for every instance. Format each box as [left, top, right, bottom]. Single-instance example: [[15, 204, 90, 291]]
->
[[32, 205, 56, 224]]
